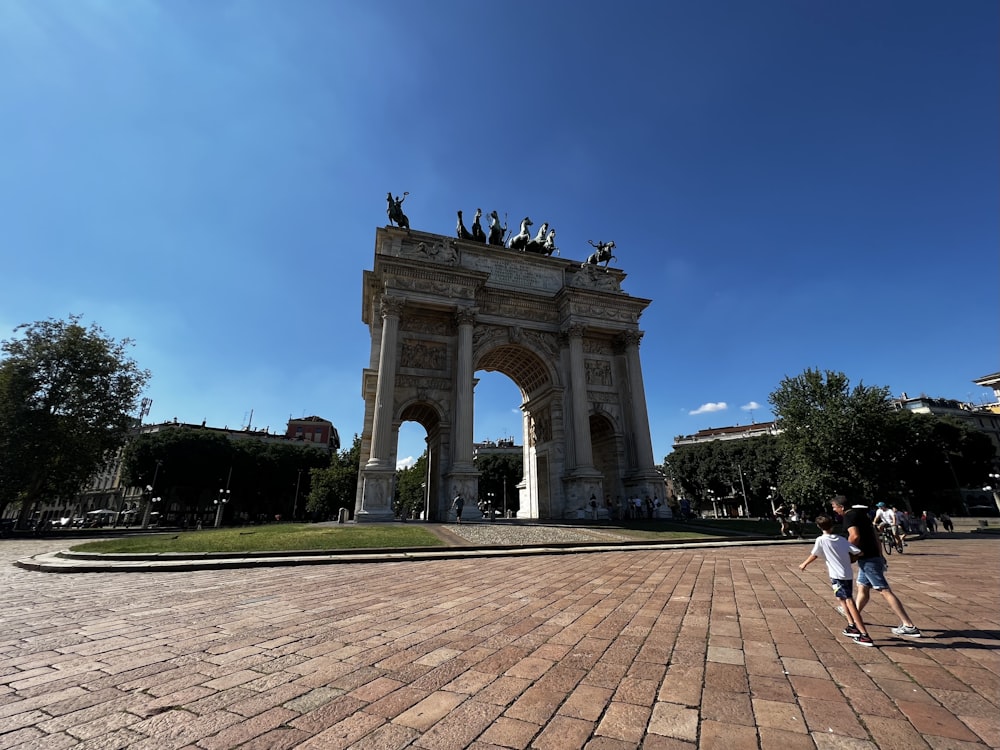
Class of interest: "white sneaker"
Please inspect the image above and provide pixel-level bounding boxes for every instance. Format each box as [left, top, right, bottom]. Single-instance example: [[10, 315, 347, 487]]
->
[[891, 625, 922, 638], [836, 605, 846, 617]]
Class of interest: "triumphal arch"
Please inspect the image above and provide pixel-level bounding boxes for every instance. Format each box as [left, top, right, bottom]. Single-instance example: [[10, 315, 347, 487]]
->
[[355, 224, 665, 521]]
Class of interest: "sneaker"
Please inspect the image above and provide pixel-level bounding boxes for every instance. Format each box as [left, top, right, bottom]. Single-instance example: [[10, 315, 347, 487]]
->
[[836, 605, 846, 617], [842, 625, 862, 638], [854, 634, 875, 647], [891, 625, 922, 638]]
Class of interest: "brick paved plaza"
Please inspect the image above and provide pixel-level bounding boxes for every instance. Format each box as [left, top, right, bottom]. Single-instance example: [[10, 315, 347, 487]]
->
[[1, 534, 998, 749]]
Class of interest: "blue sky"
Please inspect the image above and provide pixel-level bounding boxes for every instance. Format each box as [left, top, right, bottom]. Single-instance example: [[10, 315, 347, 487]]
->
[[2, 1, 997, 469]]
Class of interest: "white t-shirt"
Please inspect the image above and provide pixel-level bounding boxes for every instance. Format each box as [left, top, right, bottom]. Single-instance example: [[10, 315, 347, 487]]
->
[[810, 533, 861, 580]]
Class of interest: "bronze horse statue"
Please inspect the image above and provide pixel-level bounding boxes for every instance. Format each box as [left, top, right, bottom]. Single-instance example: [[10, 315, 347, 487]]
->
[[456, 209, 487, 243], [524, 222, 551, 254], [488, 211, 507, 245], [585, 240, 616, 267], [508, 217, 532, 251], [471, 208, 486, 243], [386, 191, 409, 229]]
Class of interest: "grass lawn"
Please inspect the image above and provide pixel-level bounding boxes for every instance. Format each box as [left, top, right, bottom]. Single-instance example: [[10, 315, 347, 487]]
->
[[71, 524, 445, 554], [678, 518, 784, 536]]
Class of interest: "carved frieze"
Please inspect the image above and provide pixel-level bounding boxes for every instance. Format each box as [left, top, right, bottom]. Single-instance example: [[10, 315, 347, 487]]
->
[[583, 338, 613, 355], [396, 374, 452, 391], [585, 358, 613, 386], [569, 265, 623, 292], [522, 329, 560, 360], [398, 237, 459, 266], [400, 315, 451, 336], [590, 391, 620, 404], [400, 340, 447, 370]]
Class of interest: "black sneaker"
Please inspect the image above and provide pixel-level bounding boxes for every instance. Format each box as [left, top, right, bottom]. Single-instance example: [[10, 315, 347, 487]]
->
[[854, 634, 875, 647], [842, 625, 862, 638]]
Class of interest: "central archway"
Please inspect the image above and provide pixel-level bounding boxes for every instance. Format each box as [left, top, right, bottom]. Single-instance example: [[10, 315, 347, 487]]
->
[[355, 226, 664, 520]]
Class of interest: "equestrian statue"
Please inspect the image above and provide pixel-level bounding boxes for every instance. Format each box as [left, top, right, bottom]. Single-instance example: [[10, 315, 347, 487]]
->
[[386, 191, 409, 230], [585, 240, 616, 267]]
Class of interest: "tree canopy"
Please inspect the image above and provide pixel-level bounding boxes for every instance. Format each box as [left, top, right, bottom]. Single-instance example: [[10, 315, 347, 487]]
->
[[306, 434, 361, 520], [665, 368, 996, 518], [0, 316, 150, 523], [123, 427, 330, 523]]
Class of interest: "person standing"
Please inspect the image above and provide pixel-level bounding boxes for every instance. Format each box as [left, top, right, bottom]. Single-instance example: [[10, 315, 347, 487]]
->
[[830, 496, 922, 638], [452, 493, 465, 524], [799, 514, 874, 646]]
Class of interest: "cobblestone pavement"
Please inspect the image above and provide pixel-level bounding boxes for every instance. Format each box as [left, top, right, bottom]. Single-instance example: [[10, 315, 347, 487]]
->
[[1, 535, 997, 749]]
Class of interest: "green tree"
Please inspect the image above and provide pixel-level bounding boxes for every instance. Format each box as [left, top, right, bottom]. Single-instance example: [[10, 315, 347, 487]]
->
[[395, 453, 428, 518], [307, 435, 361, 520], [769, 368, 894, 504], [664, 434, 781, 517], [122, 428, 330, 525], [475, 453, 522, 516], [0, 316, 150, 525]]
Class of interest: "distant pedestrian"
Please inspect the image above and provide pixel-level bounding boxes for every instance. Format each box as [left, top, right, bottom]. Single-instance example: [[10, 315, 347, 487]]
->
[[923, 511, 937, 535], [831, 496, 921, 638], [799, 514, 874, 647], [940, 513, 953, 532], [452, 494, 465, 524]]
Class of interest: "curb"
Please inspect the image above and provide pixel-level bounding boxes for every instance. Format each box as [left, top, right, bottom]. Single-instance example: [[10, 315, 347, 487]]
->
[[15, 536, 810, 574]]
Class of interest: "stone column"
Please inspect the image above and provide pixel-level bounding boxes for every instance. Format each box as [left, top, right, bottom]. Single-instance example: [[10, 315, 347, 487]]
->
[[565, 323, 594, 471], [366, 295, 404, 468], [622, 330, 656, 471], [452, 307, 477, 471]]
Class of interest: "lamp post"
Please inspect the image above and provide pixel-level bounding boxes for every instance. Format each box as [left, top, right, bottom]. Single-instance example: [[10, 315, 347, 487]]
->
[[487, 491, 495, 522], [140, 459, 163, 529], [986, 472, 1000, 514], [767, 485, 778, 516], [214, 489, 231, 528], [293, 468, 303, 522], [503, 475, 508, 519], [735, 463, 750, 518]]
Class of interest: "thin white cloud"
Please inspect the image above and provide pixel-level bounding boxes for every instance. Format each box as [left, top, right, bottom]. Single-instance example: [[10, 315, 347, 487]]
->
[[396, 456, 416, 470], [741, 401, 761, 411], [689, 402, 727, 415]]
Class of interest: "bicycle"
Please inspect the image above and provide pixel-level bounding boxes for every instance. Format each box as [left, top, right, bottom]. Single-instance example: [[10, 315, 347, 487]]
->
[[878, 524, 904, 555]]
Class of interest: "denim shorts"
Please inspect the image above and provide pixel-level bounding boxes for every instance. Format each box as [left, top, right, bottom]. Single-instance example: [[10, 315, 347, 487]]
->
[[830, 578, 854, 600], [856, 557, 890, 590]]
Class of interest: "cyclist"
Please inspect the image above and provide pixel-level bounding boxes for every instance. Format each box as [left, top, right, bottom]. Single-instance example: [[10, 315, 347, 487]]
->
[[874, 502, 905, 552]]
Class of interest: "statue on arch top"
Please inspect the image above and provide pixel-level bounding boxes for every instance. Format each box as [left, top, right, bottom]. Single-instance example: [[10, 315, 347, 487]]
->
[[386, 191, 409, 230]]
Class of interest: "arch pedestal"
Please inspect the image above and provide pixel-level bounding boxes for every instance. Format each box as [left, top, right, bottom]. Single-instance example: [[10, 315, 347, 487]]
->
[[356, 227, 665, 521]]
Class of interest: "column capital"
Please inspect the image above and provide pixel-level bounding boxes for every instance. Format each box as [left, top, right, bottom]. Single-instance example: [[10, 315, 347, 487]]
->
[[380, 295, 405, 319], [619, 330, 644, 349], [455, 306, 478, 327], [561, 322, 587, 340]]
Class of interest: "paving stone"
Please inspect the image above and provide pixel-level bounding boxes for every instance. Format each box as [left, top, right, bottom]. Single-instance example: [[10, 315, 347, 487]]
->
[[1, 534, 997, 749], [647, 701, 698, 742]]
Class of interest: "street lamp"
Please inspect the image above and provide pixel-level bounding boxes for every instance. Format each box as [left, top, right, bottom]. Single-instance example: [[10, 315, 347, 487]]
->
[[214, 489, 231, 528], [487, 491, 495, 522], [293, 468, 303, 522], [767, 485, 778, 516], [141, 459, 163, 529], [985, 472, 1000, 514]]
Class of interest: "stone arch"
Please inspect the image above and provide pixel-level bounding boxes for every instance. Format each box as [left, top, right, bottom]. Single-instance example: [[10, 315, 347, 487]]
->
[[355, 226, 665, 521]]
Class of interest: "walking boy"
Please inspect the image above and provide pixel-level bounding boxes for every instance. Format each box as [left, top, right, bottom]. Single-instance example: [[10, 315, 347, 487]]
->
[[799, 514, 875, 646]]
